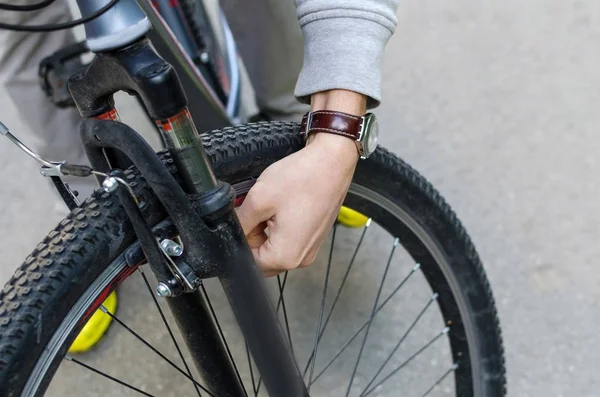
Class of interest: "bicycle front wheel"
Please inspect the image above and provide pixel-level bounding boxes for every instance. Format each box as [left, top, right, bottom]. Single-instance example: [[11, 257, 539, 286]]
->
[[0, 122, 505, 396]]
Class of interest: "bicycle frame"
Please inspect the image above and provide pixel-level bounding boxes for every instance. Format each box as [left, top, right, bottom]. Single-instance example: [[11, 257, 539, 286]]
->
[[69, 1, 308, 396]]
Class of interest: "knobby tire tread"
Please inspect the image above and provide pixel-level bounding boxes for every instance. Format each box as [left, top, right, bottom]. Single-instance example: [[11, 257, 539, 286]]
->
[[0, 121, 506, 396]]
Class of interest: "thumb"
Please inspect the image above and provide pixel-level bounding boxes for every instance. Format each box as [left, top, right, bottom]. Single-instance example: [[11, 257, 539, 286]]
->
[[235, 199, 270, 237], [234, 183, 278, 271], [235, 203, 268, 259], [235, 181, 278, 235], [253, 236, 280, 273]]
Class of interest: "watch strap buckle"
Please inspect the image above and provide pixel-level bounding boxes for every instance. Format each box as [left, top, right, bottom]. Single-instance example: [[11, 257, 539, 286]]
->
[[300, 112, 312, 140]]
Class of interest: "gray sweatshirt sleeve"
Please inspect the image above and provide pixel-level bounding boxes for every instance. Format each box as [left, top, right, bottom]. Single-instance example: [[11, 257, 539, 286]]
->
[[294, 0, 400, 108]]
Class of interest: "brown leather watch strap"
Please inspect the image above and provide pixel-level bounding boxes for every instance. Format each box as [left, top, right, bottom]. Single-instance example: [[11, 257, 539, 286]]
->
[[300, 110, 363, 141]]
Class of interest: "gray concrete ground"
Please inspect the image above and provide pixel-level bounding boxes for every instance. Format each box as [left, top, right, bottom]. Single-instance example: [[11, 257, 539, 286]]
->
[[1, 0, 599, 396]]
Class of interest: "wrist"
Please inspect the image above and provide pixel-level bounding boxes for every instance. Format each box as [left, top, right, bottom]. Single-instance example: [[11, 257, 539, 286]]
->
[[305, 89, 367, 161], [307, 132, 359, 161]]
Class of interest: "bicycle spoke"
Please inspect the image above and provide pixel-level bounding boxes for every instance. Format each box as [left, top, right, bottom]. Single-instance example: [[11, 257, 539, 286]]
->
[[310, 263, 422, 385], [99, 305, 214, 396], [139, 268, 202, 397], [420, 363, 459, 397], [245, 343, 258, 396], [200, 283, 247, 396], [302, 220, 371, 376], [344, 237, 398, 396], [307, 223, 337, 391], [256, 377, 262, 395], [361, 293, 439, 394], [275, 271, 288, 311], [65, 355, 155, 397], [278, 273, 294, 355], [361, 327, 450, 396]]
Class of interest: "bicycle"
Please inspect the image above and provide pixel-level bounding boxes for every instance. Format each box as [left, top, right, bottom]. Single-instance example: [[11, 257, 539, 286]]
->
[[0, 1, 506, 396]]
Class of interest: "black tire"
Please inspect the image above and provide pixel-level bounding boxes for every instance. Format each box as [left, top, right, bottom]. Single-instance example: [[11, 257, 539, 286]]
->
[[0, 122, 506, 396]]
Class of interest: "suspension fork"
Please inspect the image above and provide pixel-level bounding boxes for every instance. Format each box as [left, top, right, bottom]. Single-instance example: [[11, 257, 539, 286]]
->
[[69, 3, 308, 396]]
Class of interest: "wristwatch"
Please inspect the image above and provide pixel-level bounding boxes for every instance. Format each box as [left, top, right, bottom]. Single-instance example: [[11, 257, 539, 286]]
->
[[300, 110, 379, 159]]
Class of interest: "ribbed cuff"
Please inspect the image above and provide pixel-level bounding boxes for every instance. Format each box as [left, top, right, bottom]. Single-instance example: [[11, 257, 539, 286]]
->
[[294, 17, 393, 109]]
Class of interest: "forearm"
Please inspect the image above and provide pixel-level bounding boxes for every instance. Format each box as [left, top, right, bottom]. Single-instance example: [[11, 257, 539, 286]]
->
[[311, 89, 367, 115], [294, 0, 400, 108]]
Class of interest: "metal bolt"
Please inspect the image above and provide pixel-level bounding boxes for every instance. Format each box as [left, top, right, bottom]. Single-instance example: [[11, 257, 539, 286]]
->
[[160, 239, 183, 257], [156, 282, 172, 297], [200, 52, 210, 63], [102, 177, 119, 193]]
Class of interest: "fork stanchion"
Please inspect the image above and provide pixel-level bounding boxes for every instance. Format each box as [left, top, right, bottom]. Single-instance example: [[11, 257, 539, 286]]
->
[[154, 107, 217, 195]]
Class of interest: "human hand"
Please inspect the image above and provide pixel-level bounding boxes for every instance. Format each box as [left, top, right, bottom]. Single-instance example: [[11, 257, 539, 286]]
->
[[235, 90, 366, 276]]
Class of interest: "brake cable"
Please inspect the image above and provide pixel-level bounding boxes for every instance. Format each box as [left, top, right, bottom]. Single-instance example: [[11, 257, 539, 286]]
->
[[0, 0, 120, 32], [0, 0, 56, 12]]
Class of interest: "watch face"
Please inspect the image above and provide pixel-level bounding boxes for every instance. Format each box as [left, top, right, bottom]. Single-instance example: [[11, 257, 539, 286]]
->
[[361, 114, 379, 157]]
